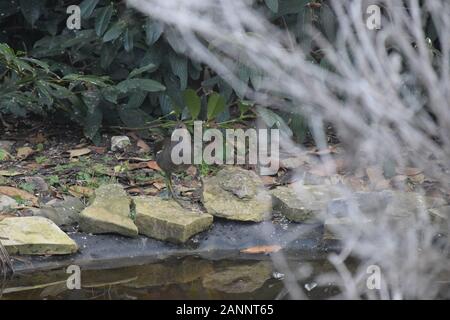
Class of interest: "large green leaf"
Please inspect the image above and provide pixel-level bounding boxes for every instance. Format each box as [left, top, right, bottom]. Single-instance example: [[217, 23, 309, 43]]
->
[[95, 5, 113, 36], [103, 22, 125, 42], [256, 106, 293, 137], [20, 0, 42, 26], [169, 52, 188, 90], [145, 19, 164, 45], [264, 0, 279, 13], [128, 64, 157, 79], [207, 92, 226, 120], [116, 78, 166, 93], [183, 89, 201, 119], [82, 90, 102, 140], [80, 0, 99, 19]]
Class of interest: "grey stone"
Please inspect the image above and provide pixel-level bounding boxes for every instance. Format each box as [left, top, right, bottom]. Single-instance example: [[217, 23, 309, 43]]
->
[[134, 196, 213, 243], [203, 166, 272, 222], [111, 136, 131, 152], [0, 140, 15, 153], [0, 216, 78, 255], [271, 184, 341, 222], [24, 176, 49, 192], [79, 184, 138, 237], [0, 195, 17, 212], [33, 196, 84, 226]]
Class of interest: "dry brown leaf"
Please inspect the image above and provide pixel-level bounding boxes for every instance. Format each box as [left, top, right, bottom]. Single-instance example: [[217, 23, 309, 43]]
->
[[89, 146, 106, 154], [152, 182, 165, 190], [0, 186, 39, 206], [126, 187, 143, 194], [147, 160, 162, 171], [240, 245, 282, 254], [28, 132, 46, 144], [16, 146, 34, 159], [68, 185, 94, 198], [68, 148, 91, 158], [409, 173, 425, 184], [128, 162, 150, 170], [0, 170, 23, 177], [260, 176, 276, 186], [396, 167, 423, 176], [137, 139, 151, 153]]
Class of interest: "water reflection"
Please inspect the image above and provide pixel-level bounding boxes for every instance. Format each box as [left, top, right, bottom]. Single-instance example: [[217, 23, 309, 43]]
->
[[1, 257, 341, 300]]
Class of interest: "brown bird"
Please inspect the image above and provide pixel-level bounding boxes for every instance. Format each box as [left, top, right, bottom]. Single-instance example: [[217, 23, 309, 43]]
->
[[155, 122, 201, 207]]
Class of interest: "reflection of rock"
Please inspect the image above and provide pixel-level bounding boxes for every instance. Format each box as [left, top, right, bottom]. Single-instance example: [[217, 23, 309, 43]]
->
[[272, 184, 340, 222], [203, 167, 272, 222], [126, 257, 213, 288], [202, 261, 272, 294], [0, 216, 78, 255], [32, 196, 84, 226], [134, 196, 213, 243], [79, 184, 138, 237]]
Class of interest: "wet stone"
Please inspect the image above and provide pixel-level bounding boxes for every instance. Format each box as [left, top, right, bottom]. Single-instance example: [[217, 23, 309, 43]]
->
[[134, 196, 213, 244], [0, 216, 78, 255], [203, 166, 272, 222], [79, 184, 138, 237]]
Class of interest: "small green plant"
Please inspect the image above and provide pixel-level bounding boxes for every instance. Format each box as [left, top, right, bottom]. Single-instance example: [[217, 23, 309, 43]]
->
[[35, 156, 48, 164], [36, 143, 45, 152], [19, 183, 35, 193], [47, 175, 60, 186], [0, 149, 9, 161]]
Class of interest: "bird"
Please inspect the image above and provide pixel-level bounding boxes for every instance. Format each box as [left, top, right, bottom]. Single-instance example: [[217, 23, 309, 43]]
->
[[155, 122, 202, 208]]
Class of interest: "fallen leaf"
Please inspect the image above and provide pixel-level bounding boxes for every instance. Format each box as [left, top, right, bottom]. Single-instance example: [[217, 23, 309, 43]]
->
[[0, 170, 23, 177], [0, 186, 39, 206], [28, 132, 46, 144], [308, 146, 337, 156], [16, 146, 34, 159], [366, 166, 389, 187], [126, 187, 143, 194], [260, 175, 276, 186], [128, 162, 150, 170], [89, 146, 106, 154], [396, 167, 423, 176], [409, 173, 425, 184], [240, 245, 282, 254], [67, 148, 91, 158], [68, 185, 94, 198], [152, 182, 165, 190], [137, 139, 151, 153], [185, 165, 197, 176], [147, 160, 162, 171]]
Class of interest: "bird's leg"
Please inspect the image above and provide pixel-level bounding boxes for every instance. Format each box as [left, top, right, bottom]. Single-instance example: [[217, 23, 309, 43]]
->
[[164, 173, 192, 210]]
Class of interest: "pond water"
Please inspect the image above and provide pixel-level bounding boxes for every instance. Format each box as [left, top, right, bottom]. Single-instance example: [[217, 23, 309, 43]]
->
[[1, 257, 342, 300]]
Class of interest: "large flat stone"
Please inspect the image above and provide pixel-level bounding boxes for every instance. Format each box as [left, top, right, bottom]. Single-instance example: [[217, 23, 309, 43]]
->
[[134, 196, 213, 243], [78, 184, 138, 237], [271, 184, 341, 222], [203, 166, 272, 222], [0, 216, 78, 255]]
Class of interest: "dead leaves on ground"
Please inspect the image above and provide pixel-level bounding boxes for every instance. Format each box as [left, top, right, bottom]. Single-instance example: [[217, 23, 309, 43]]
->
[[68, 185, 94, 198], [67, 148, 91, 158], [16, 146, 34, 160], [147, 160, 162, 171]]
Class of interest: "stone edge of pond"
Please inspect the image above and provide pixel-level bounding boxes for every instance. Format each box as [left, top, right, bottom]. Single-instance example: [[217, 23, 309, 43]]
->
[[10, 220, 342, 273]]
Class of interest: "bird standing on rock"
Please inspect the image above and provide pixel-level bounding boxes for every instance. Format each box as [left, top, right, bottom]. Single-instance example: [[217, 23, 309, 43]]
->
[[155, 122, 202, 208]]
